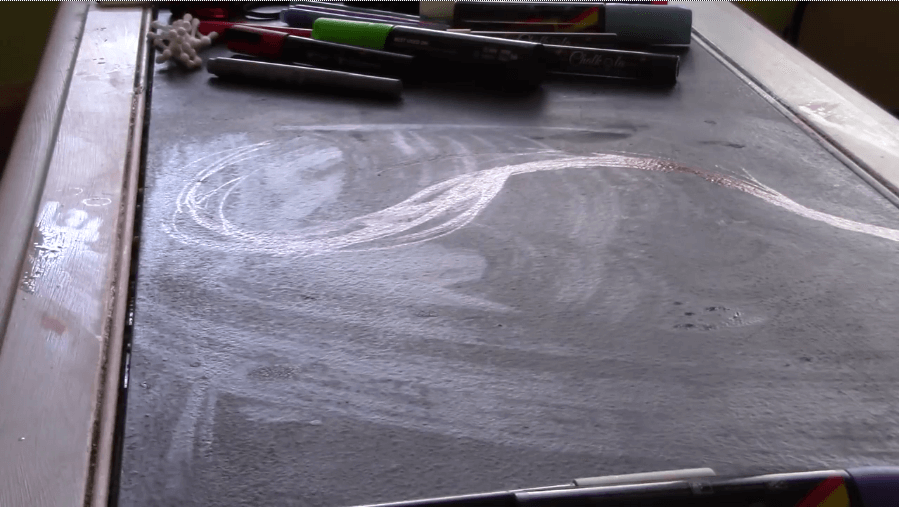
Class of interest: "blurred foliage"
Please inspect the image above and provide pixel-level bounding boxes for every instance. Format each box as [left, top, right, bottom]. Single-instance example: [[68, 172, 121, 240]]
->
[[0, 2, 58, 171]]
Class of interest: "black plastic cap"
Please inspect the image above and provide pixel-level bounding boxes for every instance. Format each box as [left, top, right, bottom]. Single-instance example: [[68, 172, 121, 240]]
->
[[650, 54, 679, 87], [848, 467, 899, 507]]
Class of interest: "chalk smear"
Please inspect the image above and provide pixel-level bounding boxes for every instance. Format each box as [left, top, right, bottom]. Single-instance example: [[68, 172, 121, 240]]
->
[[169, 128, 899, 256]]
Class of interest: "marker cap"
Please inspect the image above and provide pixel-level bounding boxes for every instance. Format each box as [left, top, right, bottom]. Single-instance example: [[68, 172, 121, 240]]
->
[[225, 26, 287, 58], [312, 18, 394, 50], [604, 4, 692, 45]]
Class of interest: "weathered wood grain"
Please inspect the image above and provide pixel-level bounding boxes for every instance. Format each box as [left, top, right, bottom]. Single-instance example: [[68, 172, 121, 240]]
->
[[0, 2, 87, 346], [0, 5, 149, 507], [89, 6, 152, 506]]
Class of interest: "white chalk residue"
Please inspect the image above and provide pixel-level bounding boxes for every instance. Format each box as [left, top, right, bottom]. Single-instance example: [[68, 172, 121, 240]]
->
[[169, 133, 899, 256]]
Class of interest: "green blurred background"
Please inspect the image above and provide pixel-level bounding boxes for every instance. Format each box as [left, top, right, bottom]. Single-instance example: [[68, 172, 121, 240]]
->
[[1, 2, 898, 174], [0, 2, 59, 173]]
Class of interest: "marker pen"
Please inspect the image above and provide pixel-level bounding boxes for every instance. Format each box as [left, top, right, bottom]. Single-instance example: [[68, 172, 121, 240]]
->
[[311, 18, 547, 89], [281, 6, 446, 30], [446, 31, 619, 49], [544, 44, 679, 85], [198, 20, 312, 39], [345, 468, 899, 507], [297, 0, 422, 21], [420, 2, 693, 45], [225, 25, 414, 78], [443, 21, 617, 34], [206, 57, 403, 99], [516, 470, 860, 507]]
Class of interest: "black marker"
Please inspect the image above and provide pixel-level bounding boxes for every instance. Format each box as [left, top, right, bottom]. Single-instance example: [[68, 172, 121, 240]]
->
[[446, 30, 620, 49], [224, 25, 414, 78], [341, 467, 899, 507], [311, 18, 547, 89], [544, 44, 679, 85], [206, 57, 403, 99]]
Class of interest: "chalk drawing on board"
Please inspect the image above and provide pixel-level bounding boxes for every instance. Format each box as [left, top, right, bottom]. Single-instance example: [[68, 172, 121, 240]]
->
[[168, 125, 899, 256]]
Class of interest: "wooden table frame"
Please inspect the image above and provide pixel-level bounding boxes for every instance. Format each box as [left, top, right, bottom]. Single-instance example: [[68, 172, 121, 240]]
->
[[0, 3, 897, 506]]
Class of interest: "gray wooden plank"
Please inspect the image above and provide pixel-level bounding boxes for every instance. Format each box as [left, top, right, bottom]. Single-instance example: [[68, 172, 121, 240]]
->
[[0, 2, 87, 345], [0, 6, 148, 507], [90, 6, 152, 507]]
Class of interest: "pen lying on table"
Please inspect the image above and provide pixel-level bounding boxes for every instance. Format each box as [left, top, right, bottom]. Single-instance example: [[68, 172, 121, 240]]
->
[[204, 4, 686, 96], [339, 466, 899, 507], [206, 57, 405, 99], [226, 20, 680, 86], [420, 1, 692, 45], [225, 25, 415, 78]]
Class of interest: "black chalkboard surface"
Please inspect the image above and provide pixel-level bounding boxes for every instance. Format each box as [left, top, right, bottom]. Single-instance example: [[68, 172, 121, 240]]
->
[[119, 35, 899, 507]]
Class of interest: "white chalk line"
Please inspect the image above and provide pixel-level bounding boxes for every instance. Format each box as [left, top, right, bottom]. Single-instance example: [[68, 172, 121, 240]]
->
[[169, 143, 899, 256]]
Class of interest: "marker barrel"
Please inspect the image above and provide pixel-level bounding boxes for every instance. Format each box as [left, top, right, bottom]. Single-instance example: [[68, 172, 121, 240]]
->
[[422, 2, 693, 45], [452, 31, 620, 49], [388, 26, 546, 87], [300, 0, 422, 20], [206, 57, 403, 98], [350, 469, 883, 507], [312, 18, 547, 89], [544, 45, 679, 85], [282, 7, 447, 30], [226, 25, 415, 78], [198, 21, 312, 39]]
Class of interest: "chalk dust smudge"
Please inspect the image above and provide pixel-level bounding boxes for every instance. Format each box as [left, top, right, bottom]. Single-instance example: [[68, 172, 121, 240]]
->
[[169, 129, 899, 256]]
